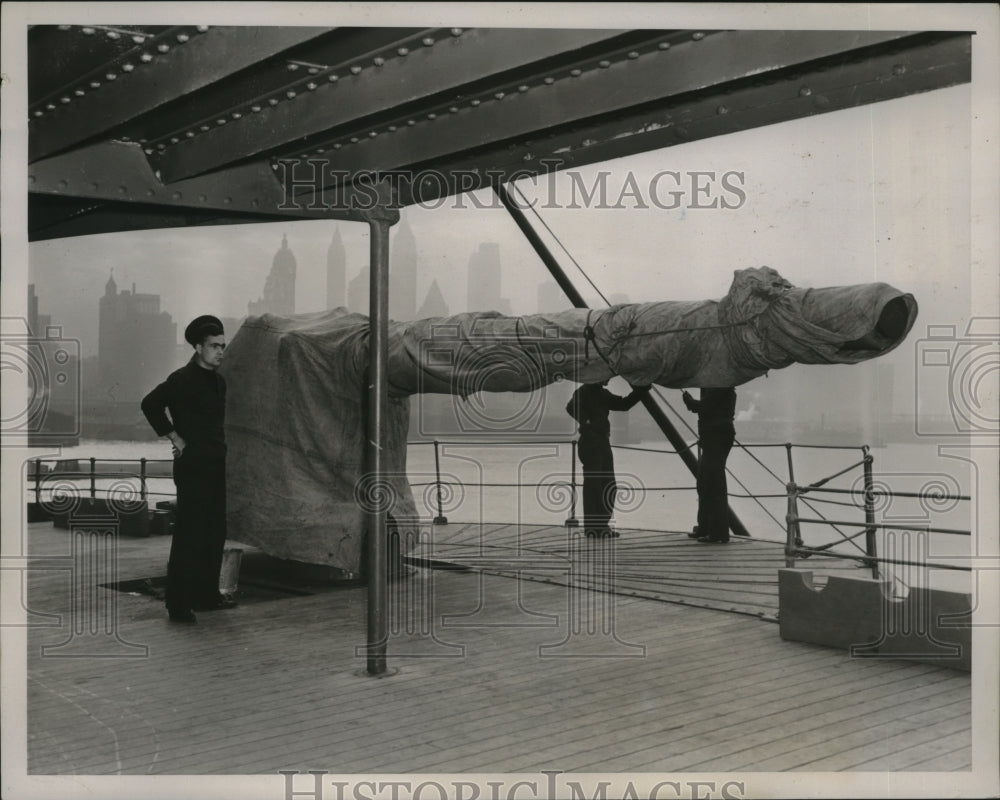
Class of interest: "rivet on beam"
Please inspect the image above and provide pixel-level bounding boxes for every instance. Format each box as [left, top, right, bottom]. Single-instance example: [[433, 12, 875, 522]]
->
[[146, 189, 155, 196], [449, 106, 459, 113], [570, 69, 582, 77], [172, 191, 182, 200], [268, 98, 279, 106], [627, 51, 640, 59], [231, 111, 242, 119], [224, 197, 232, 204], [197, 25, 210, 33], [799, 86, 812, 97], [427, 112, 437, 120], [407, 119, 416, 126], [33, 110, 43, 117], [200, 124, 210, 131], [118, 185, 128, 194], [81, 27, 95, 35], [251, 105, 262, 112], [470, 99, 481, 106], [717, 105, 729, 115], [333, 143, 343, 149], [350, 136, 360, 143], [216, 118, 227, 125], [251, 199, 259, 208], [369, 131, 377, 137], [140, 53, 153, 63], [598, 60, 610, 68], [350, 65, 362, 75], [157, 142, 167, 149], [327, 74, 339, 82], [388, 125, 397, 132], [286, 90, 297, 99], [157, 44, 170, 53], [132, 35, 145, 44], [307, 82, 317, 90], [892, 64, 907, 76], [105, 72, 117, 81], [46, 103, 56, 110], [58, 179, 68, 189], [122, 63, 134, 72], [144, 148, 153, 154], [373, 57, 385, 67], [494, 92, 505, 100], [185, 131, 195, 138], [518, 85, 529, 93], [543, 77, 554, 84], [74, 89, 85, 96], [90, 182, 99, 190], [58, 25, 72, 30], [450, 28, 463, 36], [170, 137, 180, 144], [658, 42, 671, 50], [106, 31, 120, 40], [692, 32, 706, 41], [198, 194, 207, 202], [422, 37, 435, 47], [316, 147, 326, 153], [177, 34, 190, 43], [308, 67, 319, 75], [288, 63, 300, 71], [90, 80, 101, 88], [60, 96, 71, 104], [397, 47, 409, 56]]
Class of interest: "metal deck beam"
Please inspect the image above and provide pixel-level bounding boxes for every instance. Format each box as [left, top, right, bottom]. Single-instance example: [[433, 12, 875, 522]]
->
[[29, 26, 329, 162]]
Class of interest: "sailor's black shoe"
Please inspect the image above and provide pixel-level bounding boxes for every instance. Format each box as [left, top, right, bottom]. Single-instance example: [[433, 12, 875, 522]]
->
[[168, 608, 197, 624], [697, 535, 729, 544]]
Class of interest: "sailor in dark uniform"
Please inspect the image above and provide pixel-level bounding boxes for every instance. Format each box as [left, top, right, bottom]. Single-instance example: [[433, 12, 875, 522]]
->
[[142, 315, 235, 623], [566, 380, 649, 537], [682, 387, 737, 543]]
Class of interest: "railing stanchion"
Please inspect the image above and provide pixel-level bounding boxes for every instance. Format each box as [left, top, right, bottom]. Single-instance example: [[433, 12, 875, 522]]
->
[[34, 458, 42, 505], [862, 446, 879, 578], [139, 458, 148, 503], [785, 482, 801, 568], [432, 440, 448, 525], [89, 457, 96, 500], [566, 439, 579, 527]]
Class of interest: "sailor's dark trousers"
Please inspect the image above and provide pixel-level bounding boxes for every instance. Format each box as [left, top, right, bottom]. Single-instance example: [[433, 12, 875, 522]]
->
[[696, 423, 735, 541], [578, 428, 617, 533], [167, 451, 227, 611]]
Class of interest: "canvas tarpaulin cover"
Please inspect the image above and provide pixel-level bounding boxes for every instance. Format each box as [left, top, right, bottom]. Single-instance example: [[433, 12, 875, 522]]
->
[[222, 267, 916, 569]]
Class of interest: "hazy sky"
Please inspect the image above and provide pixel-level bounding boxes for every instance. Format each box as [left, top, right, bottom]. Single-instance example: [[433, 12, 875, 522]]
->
[[28, 80, 974, 423]]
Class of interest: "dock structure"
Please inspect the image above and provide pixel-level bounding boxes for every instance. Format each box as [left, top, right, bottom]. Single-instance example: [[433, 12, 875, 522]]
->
[[23, 519, 970, 775]]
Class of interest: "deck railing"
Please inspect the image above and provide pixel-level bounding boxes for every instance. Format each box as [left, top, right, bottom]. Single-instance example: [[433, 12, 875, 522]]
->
[[27, 438, 972, 586]]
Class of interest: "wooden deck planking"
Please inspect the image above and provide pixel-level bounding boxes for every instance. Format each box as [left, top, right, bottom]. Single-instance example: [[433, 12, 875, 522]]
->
[[24, 521, 971, 775], [411, 522, 865, 619]]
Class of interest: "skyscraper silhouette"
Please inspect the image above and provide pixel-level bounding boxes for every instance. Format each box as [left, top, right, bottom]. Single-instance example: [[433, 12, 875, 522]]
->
[[390, 218, 418, 321], [326, 228, 346, 310], [99, 273, 177, 402], [417, 279, 449, 318], [249, 234, 296, 316], [467, 242, 511, 314]]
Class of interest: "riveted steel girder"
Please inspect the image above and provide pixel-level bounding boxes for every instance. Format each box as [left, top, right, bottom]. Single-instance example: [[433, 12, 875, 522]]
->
[[151, 27, 635, 183], [281, 29, 917, 200], [27, 141, 391, 228], [29, 26, 330, 162], [291, 31, 971, 208]]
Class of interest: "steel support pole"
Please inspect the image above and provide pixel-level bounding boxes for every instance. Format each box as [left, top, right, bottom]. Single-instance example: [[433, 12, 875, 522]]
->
[[862, 447, 880, 579], [495, 182, 750, 538], [363, 207, 396, 676]]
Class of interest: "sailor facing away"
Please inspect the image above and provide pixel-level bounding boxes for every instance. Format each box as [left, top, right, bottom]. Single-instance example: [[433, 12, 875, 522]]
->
[[682, 387, 737, 544], [566, 380, 650, 537]]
